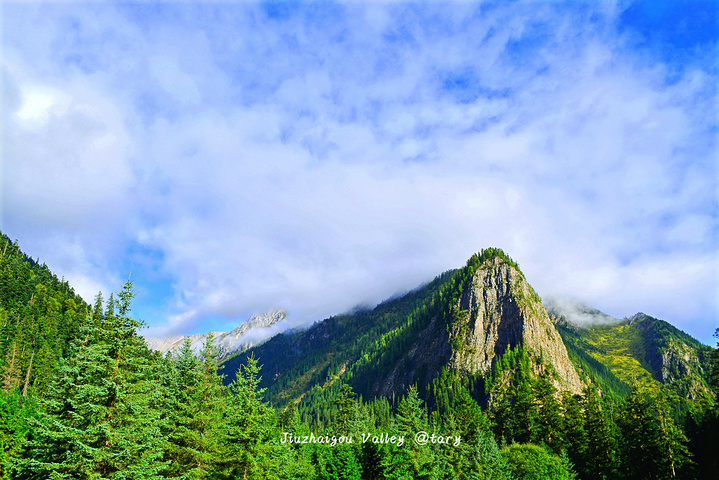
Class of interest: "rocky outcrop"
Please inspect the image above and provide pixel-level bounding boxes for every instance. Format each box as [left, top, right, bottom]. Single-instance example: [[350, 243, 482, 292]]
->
[[449, 257, 583, 393], [145, 309, 287, 360], [633, 313, 714, 401]]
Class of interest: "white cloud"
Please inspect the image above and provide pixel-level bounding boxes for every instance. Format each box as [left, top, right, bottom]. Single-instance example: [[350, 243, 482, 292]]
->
[[1, 2, 716, 343]]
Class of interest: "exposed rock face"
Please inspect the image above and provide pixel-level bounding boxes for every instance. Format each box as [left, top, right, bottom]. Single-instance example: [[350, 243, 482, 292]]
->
[[449, 257, 583, 393], [145, 309, 287, 360], [633, 313, 714, 401]]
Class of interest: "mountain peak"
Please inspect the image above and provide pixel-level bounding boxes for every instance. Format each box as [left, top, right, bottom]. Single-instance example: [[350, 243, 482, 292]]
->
[[545, 297, 620, 327], [465, 247, 522, 271], [364, 250, 584, 397], [449, 253, 583, 392]]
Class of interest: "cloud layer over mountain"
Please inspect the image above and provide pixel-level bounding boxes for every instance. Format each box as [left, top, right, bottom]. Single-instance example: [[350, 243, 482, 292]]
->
[[2, 1, 716, 343]]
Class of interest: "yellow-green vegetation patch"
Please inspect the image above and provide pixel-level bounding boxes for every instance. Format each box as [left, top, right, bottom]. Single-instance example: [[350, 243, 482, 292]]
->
[[583, 323, 661, 394]]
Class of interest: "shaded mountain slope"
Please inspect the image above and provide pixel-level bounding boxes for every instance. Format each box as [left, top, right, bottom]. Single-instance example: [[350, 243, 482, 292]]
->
[[219, 269, 458, 405]]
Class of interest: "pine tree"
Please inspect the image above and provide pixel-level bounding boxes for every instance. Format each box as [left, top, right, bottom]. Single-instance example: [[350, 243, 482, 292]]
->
[[619, 384, 654, 480], [1, 343, 21, 393], [333, 384, 358, 436], [382, 386, 436, 480], [0, 390, 37, 480], [16, 281, 167, 479], [649, 391, 691, 479], [162, 334, 227, 479], [488, 371, 514, 445], [582, 386, 619, 480], [691, 328, 719, 478], [560, 392, 586, 475], [512, 369, 537, 444], [533, 375, 564, 454], [440, 388, 511, 480], [617, 384, 690, 480], [219, 354, 273, 479]]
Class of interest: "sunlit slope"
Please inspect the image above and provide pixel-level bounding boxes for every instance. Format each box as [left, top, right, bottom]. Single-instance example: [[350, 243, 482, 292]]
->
[[556, 312, 714, 407]]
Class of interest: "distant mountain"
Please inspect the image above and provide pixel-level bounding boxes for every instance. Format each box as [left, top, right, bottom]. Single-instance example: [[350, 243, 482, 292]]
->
[[144, 309, 287, 360]]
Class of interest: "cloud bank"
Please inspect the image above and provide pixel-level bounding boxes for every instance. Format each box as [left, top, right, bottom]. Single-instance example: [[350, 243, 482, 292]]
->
[[2, 1, 717, 343]]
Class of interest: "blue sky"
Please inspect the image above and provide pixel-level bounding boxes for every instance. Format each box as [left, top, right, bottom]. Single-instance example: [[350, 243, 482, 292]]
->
[[1, 0, 717, 344]]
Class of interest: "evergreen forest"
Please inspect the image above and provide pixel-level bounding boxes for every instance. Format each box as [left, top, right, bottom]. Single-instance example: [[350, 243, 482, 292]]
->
[[1, 232, 718, 479]]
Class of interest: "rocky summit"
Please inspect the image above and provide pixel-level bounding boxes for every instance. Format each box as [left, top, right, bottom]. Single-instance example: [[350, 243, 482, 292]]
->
[[449, 256, 583, 393]]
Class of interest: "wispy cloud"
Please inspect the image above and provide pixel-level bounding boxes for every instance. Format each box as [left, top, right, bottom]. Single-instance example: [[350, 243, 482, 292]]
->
[[2, 1, 716, 343]]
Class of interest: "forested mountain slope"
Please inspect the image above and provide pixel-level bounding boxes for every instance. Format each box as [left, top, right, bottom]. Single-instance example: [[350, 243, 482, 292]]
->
[[0, 232, 91, 394], [220, 268, 458, 405]]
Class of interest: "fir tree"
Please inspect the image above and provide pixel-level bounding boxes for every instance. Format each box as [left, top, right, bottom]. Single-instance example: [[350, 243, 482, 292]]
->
[[581, 386, 619, 480], [618, 384, 690, 480], [560, 392, 586, 477], [382, 386, 436, 480], [219, 354, 275, 479], [16, 281, 167, 479], [533, 375, 564, 454], [649, 391, 691, 479]]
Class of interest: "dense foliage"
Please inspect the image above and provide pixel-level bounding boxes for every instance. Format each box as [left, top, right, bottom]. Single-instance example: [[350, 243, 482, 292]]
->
[[1, 236, 716, 479]]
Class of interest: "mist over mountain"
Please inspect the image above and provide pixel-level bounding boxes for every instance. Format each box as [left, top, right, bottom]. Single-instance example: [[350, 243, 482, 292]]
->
[[544, 296, 621, 326], [144, 309, 288, 360]]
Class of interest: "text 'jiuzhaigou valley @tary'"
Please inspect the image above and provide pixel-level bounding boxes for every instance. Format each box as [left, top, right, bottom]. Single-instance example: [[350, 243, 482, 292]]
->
[[280, 431, 462, 448]]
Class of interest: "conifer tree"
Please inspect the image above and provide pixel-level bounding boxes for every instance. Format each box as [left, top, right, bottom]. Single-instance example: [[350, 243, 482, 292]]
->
[[533, 375, 564, 454], [1, 343, 21, 393], [16, 281, 167, 479], [581, 386, 619, 480], [333, 384, 359, 436], [0, 390, 37, 480], [560, 392, 586, 475], [219, 354, 274, 479], [512, 369, 537, 444], [618, 384, 654, 480], [690, 328, 719, 478], [649, 391, 691, 479], [161, 337, 204, 477], [163, 334, 228, 479], [488, 371, 514, 445], [618, 384, 690, 480], [382, 386, 436, 480], [440, 387, 511, 480]]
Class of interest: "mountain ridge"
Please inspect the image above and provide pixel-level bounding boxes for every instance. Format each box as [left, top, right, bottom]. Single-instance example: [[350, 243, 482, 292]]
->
[[144, 309, 287, 360], [220, 248, 713, 419]]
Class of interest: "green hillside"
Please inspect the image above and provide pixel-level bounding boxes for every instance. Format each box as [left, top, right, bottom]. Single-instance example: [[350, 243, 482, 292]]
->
[[0, 232, 92, 394]]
